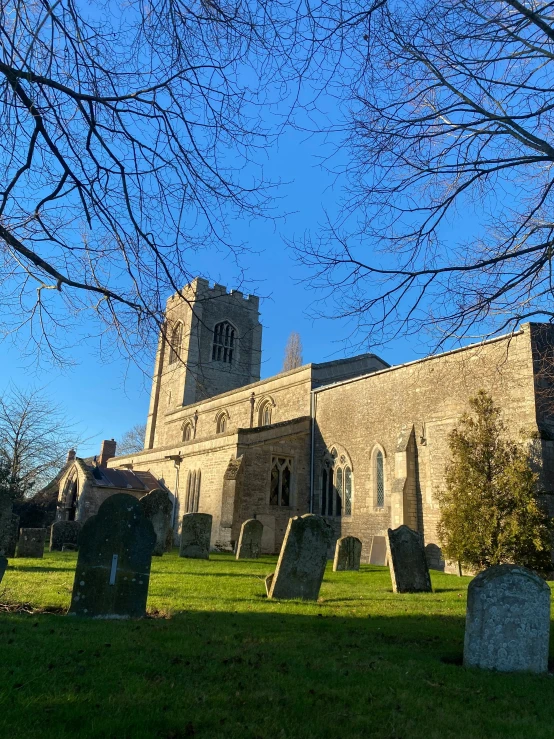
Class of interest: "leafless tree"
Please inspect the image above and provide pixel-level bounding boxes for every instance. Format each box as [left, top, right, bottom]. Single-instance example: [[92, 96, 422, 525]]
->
[[283, 330, 303, 370], [0, 386, 83, 497], [117, 423, 147, 456], [295, 0, 554, 349]]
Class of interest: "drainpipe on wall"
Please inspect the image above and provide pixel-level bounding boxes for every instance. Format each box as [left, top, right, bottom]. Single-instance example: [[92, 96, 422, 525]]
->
[[310, 390, 317, 513]]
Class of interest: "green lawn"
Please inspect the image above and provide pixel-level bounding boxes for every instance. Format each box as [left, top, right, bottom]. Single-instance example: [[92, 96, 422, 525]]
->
[[0, 552, 553, 739]]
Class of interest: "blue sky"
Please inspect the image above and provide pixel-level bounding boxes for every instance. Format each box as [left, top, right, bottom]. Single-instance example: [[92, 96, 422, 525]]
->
[[0, 114, 459, 458]]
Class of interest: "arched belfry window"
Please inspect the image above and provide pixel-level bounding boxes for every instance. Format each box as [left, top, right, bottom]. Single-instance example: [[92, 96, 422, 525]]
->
[[319, 447, 352, 517], [169, 322, 183, 365], [212, 321, 235, 363]]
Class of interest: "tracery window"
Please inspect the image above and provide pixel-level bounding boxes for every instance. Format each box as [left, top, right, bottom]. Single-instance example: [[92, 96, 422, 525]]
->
[[169, 322, 183, 365], [320, 448, 352, 517], [185, 470, 201, 513], [269, 456, 292, 506], [376, 450, 385, 508], [212, 321, 235, 363], [182, 422, 193, 442]]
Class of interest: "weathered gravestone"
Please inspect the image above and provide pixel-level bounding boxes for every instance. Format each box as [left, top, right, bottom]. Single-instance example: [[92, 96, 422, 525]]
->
[[50, 521, 82, 552], [369, 535, 387, 566], [139, 488, 173, 556], [236, 518, 263, 560], [0, 555, 7, 584], [386, 525, 432, 593], [179, 513, 212, 559], [0, 495, 14, 557], [68, 494, 156, 619], [333, 536, 362, 572], [16, 528, 46, 558], [267, 514, 332, 601], [464, 565, 550, 673]]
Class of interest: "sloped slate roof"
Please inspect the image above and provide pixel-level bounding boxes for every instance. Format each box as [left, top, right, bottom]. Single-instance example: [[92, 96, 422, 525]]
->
[[91, 466, 160, 491]]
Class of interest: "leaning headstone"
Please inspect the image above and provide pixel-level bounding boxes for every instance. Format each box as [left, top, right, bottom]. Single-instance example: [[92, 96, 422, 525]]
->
[[0, 494, 14, 556], [0, 555, 7, 584], [68, 494, 156, 619], [369, 535, 387, 566], [16, 528, 46, 558], [333, 536, 362, 572], [179, 513, 212, 559], [50, 521, 82, 552], [386, 525, 432, 593], [464, 565, 550, 673], [4, 514, 19, 558], [139, 488, 173, 556], [236, 519, 264, 560], [268, 514, 332, 601]]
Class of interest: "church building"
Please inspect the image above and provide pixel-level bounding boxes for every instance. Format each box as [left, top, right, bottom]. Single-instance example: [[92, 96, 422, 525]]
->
[[53, 277, 554, 570]]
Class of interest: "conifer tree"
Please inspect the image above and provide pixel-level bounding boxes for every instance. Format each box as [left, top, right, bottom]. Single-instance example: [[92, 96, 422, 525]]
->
[[437, 391, 552, 573]]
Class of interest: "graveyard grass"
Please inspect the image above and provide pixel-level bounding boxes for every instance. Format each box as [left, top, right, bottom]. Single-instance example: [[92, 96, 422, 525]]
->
[[1, 554, 554, 739]]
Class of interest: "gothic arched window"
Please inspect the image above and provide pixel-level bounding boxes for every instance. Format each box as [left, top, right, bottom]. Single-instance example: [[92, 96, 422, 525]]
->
[[169, 322, 183, 365], [258, 399, 273, 427], [212, 321, 235, 363], [269, 456, 292, 506], [185, 470, 201, 513], [216, 412, 228, 434], [319, 448, 353, 517], [375, 450, 385, 508], [182, 422, 193, 442]]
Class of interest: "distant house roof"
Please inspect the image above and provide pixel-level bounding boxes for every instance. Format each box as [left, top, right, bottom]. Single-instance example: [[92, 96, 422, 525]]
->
[[90, 466, 161, 491]]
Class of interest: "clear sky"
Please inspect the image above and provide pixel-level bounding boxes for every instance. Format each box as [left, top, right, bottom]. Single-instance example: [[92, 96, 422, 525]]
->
[[0, 112, 462, 458]]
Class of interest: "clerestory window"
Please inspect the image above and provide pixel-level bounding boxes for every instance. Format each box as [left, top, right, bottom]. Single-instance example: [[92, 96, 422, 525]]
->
[[182, 422, 193, 442], [269, 456, 292, 506], [212, 321, 235, 363]]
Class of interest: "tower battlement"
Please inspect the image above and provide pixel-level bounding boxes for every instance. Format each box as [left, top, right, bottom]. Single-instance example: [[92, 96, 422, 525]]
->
[[167, 277, 259, 311]]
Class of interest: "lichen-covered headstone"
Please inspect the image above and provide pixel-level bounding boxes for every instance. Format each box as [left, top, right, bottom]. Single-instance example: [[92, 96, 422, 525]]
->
[[369, 535, 387, 566], [50, 521, 82, 552], [179, 513, 212, 559], [16, 528, 46, 558], [386, 525, 432, 593], [268, 514, 332, 601], [68, 494, 156, 619], [333, 536, 362, 572], [0, 555, 7, 584], [464, 565, 550, 673], [139, 488, 173, 556], [0, 494, 14, 557], [236, 519, 263, 560]]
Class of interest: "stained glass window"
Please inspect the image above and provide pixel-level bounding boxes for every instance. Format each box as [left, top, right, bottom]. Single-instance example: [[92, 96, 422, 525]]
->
[[344, 467, 352, 516], [336, 467, 343, 518]]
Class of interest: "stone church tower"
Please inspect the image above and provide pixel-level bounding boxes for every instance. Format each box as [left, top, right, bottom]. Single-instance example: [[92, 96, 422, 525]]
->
[[145, 278, 262, 449]]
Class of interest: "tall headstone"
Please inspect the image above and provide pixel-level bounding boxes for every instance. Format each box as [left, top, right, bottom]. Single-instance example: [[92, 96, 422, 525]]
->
[[369, 535, 387, 566], [0, 494, 14, 557], [16, 528, 46, 558], [179, 513, 212, 559], [236, 519, 263, 560], [50, 521, 82, 552], [386, 525, 432, 593], [333, 536, 362, 572], [464, 565, 550, 673], [268, 514, 332, 601], [0, 555, 7, 584], [68, 494, 156, 619], [139, 488, 173, 556], [3, 514, 19, 558]]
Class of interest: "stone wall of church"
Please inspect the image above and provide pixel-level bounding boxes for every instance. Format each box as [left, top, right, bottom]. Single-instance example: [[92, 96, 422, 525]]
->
[[313, 324, 542, 567]]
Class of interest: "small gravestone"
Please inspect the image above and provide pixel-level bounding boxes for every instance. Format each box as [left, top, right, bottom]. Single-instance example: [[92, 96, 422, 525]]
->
[[16, 528, 46, 558], [333, 536, 362, 572], [68, 494, 156, 619], [386, 525, 432, 593], [369, 535, 387, 566], [0, 555, 7, 584], [139, 488, 173, 556], [236, 519, 264, 560], [464, 565, 550, 673], [50, 521, 82, 552], [0, 495, 14, 557], [268, 514, 332, 601], [179, 513, 212, 559]]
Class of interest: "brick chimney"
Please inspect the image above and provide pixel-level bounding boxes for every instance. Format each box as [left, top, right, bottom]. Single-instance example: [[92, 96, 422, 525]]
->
[[98, 439, 117, 468], [66, 449, 76, 463]]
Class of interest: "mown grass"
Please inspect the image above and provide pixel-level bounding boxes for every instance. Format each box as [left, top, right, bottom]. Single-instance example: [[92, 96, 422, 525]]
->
[[0, 551, 553, 739]]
